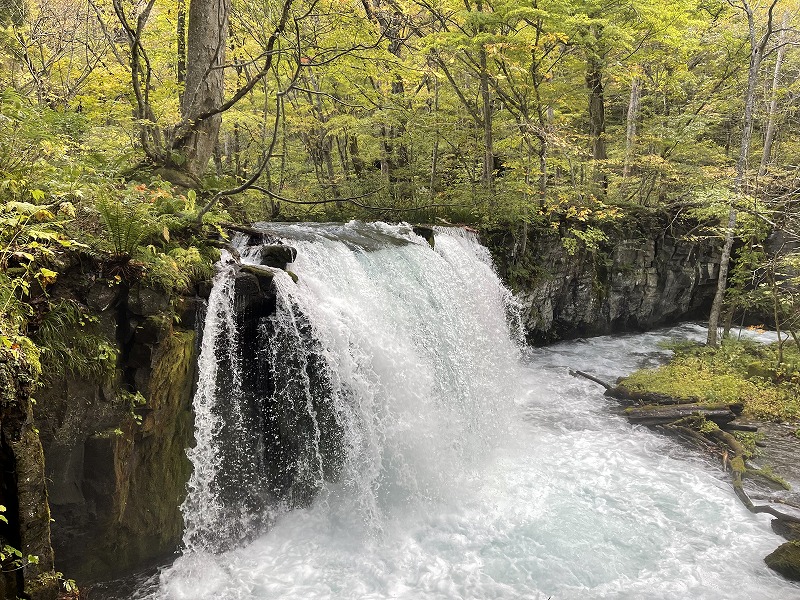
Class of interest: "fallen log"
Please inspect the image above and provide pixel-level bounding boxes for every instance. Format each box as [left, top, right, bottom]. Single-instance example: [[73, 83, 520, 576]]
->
[[707, 428, 800, 524], [626, 405, 737, 427], [606, 386, 700, 406], [569, 369, 613, 390], [721, 422, 759, 433]]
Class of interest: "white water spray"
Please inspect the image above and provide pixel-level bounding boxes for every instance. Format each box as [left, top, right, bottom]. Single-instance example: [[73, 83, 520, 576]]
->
[[138, 223, 797, 600]]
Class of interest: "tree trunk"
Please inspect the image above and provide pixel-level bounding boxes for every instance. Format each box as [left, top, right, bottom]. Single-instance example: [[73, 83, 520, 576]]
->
[[586, 52, 607, 192], [708, 0, 775, 346], [708, 207, 738, 346], [480, 44, 493, 191], [430, 76, 440, 199], [177, 0, 186, 84], [623, 76, 640, 179], [350, 135, 364, 178], [180, 0, 230, 178], [758, 11, 789, 178]]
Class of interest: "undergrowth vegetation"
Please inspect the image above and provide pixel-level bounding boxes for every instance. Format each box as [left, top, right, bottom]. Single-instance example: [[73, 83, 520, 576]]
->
[[621, 337, 800, 422], [0, 91, 220, 380]]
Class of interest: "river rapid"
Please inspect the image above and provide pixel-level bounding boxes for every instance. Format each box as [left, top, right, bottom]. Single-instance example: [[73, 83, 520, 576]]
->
[[132, 223, 797, 600]]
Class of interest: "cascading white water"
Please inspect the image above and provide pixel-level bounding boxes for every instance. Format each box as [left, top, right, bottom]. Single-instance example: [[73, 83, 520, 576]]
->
[[137, 222, 798, 600]]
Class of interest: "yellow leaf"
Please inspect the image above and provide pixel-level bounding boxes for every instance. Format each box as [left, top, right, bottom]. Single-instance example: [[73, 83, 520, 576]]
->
[[37, 268, 58, 285]]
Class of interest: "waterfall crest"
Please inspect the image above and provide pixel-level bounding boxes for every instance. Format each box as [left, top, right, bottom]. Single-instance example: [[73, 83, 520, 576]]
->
[[181, 222, 523, 550]]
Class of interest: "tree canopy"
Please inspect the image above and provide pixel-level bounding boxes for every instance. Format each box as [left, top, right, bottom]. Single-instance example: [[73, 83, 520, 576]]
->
[[1, 0, 799, 342]]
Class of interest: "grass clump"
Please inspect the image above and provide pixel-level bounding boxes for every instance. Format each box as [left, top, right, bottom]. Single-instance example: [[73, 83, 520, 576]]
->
[[619, 338, 800, 422]]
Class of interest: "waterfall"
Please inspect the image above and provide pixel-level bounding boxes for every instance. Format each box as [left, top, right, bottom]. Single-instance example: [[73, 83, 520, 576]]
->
[[180, 222, 522, 549], [140, 222, 798, 600]]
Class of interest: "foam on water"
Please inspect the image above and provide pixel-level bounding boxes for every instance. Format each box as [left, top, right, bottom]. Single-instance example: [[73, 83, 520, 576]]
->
[[139, 224, 798, 600]]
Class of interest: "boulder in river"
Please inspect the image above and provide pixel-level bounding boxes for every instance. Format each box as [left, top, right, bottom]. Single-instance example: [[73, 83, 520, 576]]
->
[[765, 541, 800, 581]]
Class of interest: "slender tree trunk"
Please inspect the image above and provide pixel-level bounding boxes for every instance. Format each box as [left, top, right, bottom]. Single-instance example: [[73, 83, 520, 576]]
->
[[350, 135, 364, 178], [336, 135, 351, 180], [430, 76, 440, 199], [180, 0, 230, 177], [758, 11, 789, 178], [708, 0, 775, 346], [480, 44, 493, 191], [380, 126, 391, 179], [177, 0, 186, 84], [623, 76, 640, 179], [586, 52, 607, 192], [537, 134, 547, 200]]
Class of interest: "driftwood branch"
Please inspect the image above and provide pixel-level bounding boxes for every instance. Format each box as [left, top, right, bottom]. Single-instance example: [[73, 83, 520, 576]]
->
[[569, 369, 612, 390], [572, 368, 800, 525]]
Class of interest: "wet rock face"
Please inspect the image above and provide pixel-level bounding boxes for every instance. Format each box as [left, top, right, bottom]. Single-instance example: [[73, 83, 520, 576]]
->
[[0, 349, 58, 600], [765, 541, 800, 581], [489, 226, 720, 345], [258, 244, 297, 269], [34, 275, 199, 584]]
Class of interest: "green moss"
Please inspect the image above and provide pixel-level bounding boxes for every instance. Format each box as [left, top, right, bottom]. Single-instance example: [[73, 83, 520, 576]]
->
[[745, 466, 791, 490], [619, 340, 800, 422], [733, 431, 763, 458], [765, 541, 800, 581], [698, 418, 720, 434], [730, 456, 746, 475]]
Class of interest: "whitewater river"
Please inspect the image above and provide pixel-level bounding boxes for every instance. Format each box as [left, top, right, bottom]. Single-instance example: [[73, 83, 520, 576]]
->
[[130, 223, 798, 600]]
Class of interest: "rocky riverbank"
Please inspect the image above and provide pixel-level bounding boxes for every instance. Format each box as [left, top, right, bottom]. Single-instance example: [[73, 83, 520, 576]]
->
[[573, 339, 800, 583]]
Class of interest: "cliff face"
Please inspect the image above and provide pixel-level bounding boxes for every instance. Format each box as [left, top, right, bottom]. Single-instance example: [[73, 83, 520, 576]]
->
[[0, 345, 58, 600], [33, 264, 200, 583], [487, 221, 720, 345]]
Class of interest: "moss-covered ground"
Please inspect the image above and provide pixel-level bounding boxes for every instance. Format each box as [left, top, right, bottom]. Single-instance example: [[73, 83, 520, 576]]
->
[[619, 338, 800, 422]]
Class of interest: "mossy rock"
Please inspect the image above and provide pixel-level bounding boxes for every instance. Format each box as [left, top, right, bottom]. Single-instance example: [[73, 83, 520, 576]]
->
[[765, 541, 800, 581]]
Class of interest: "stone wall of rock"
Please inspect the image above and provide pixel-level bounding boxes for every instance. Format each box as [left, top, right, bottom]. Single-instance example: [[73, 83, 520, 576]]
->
[[33, 263, 201, 583], [0, 345, 58, 600], [486, 221, 721, 344]]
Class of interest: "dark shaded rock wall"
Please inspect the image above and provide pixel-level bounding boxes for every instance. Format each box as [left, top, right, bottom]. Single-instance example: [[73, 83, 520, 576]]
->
[[35, 276, 199, 583], [0, 346, 58, 600], [487, 221, 721, 345]]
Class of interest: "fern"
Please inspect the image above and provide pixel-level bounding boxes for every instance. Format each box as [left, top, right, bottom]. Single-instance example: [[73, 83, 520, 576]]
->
[[33, 299, 117, 382], [96, 198, 154, 257]]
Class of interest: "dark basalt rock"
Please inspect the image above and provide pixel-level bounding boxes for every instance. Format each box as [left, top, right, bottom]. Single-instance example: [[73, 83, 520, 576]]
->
[[258, 244, 297, 269], [765, 541, 800, 581], [0, 348, 59, 600], [32, 257, 202, 584], [772, 519, 800, 541], [413, 226, 435, 249], [86, 281, 121, 312], [128, 286, 171, 317], [486, 219, 721, 345], [234, 267, 276, 322]]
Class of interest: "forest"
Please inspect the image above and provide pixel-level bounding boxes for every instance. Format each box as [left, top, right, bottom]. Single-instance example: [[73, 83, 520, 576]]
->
[[1, 0, 799, 348], [1, 0, 800, 596]]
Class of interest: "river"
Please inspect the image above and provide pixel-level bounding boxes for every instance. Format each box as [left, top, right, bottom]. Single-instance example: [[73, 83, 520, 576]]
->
[[130, 223, 798, 600]]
